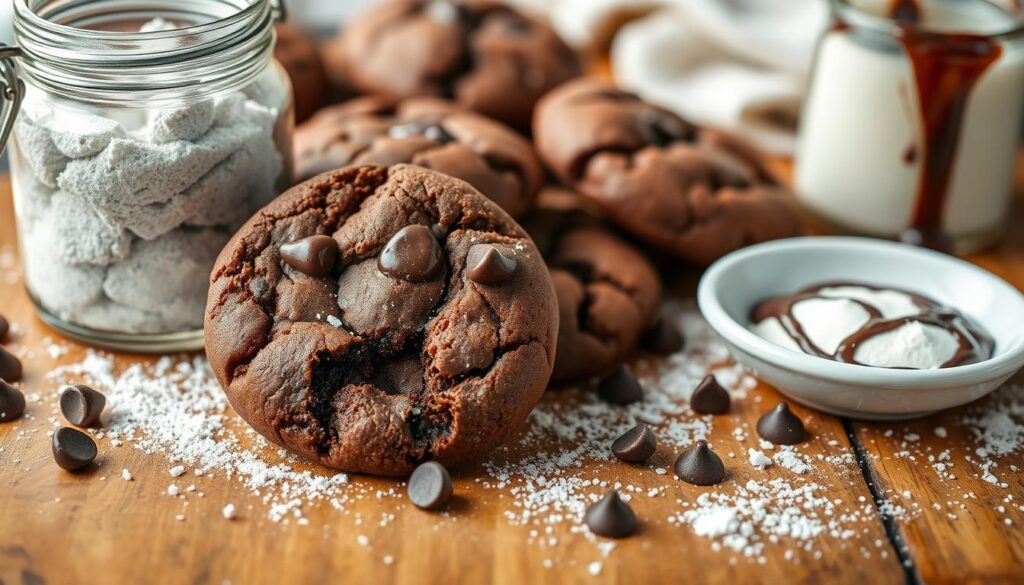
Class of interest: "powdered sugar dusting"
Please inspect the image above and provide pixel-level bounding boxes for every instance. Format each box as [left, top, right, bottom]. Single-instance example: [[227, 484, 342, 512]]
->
[[33, 301, 904, 570]]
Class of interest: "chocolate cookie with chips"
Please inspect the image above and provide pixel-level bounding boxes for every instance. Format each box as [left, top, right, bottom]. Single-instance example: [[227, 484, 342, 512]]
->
[[294, 96, 543, 217], [205, 164, 558, 475], [324, 0, 582, 130], [533, 79, 805, 265], [522, 189, 661, 382]]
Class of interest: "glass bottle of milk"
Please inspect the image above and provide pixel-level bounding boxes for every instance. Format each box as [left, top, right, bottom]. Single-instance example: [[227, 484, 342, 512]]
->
[[796, 0, 1024, 253]]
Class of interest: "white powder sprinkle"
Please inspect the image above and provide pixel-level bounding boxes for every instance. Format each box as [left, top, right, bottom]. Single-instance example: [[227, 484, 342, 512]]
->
[[169, 465, 186, 477], [222, 504, 236, 520], [121, 468, 133, 481], [36, 302, 900, 571], [773, 447, 811, 474], [748, 449, 772, 470]]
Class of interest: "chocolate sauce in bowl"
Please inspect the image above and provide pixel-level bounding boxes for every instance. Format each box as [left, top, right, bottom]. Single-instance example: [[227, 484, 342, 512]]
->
[[751, 282, 995, 369]]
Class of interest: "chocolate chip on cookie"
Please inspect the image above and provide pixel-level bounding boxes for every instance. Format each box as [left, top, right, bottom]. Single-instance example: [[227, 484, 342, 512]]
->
[[466, 244, 517, 284], [205, 164, 558, 475], [377, 225, 445, 282], [274, 23, 328, 124], [533, 79, 805, 265], [294, 96, 543, 218], [522, 189, 661, 382], [280, 235, 339, 277], [324, 0, 582, 130]]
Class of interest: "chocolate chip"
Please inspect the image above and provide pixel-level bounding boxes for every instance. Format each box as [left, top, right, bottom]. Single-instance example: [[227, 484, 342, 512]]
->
[[378, 225, 444, 282], [280, 235, 339, 277], [597, 366, 643, 405], [407, 461, 453, 510], [611, 424, 657, 462], [637, 108, 693, 147], [584, 490, 637, 538], [60, 385, 106, 428], [756, 402, 806, 445], [0, 380, 25, 422], [0, 314, 8, 340], [0, 346, 22, 383], [690, 375, 730, 415], [641, 317, 684, 354], [467, 244, 516, 284], [674, 440, 725, 486], [51, 427, 97, 471]]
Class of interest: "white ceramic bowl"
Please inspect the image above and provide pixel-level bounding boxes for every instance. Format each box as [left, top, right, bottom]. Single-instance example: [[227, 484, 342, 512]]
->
[[697, 237, 1024, 420]]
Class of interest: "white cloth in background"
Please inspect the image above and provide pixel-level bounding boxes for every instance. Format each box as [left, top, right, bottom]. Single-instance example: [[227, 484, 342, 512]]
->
[[512, 0, 830, 155], [613, 0, 829, 154]]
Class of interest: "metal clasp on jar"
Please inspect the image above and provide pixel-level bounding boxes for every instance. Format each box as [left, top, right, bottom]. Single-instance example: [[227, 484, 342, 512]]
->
[[0, 0, 289, 155], [0, 45, 25, 154]]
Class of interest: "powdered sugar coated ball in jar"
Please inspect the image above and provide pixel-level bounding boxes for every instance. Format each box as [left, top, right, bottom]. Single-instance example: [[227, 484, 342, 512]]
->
[[8, 1, 293, 351]]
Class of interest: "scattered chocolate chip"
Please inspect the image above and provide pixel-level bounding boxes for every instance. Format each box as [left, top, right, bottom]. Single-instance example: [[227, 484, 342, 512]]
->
[[690, 375, 730, 415], [0, 314, 8, 340], [597, 366, 643, 405], [0, 346, 22, 383], [611, 424, 657, 462], [674, 440, 725, 486], [59, 385, 106, 428], [641, 317, 684, 354], [466, 244, 517, 284], [378, 225, 444, 282], [756, 402, 806, 445], [0, 380, 25, 422], [51, 427, 97, 471], [279, 235, 339, 277], [584, 491, 637, 538], [407, 461, 453, 510]]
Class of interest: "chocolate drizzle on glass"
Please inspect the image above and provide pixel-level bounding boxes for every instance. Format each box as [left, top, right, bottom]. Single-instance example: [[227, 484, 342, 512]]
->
[[751, 281, 994, 369], [835, 0, 1017, 251]]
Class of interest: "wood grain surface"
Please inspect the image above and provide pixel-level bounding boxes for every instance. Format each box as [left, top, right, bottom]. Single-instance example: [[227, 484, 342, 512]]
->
[[0, 153, 1022, 585]]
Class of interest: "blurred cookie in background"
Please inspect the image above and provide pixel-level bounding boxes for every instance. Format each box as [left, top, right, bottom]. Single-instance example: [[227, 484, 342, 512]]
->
[[295, 95, 543, 217], [522, 188, 662, 383], [323, 0, 582, 131], [274, 22, 328, 123], [534, 78, 804, 265]]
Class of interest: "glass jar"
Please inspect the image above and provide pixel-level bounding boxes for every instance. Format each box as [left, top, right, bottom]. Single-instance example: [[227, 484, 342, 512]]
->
[[795, 0, 1024, 253], [3, 0, 293, 352]]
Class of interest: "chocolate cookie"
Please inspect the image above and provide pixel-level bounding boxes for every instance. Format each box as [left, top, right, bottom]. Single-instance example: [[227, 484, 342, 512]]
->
[[324, 0, 582, 130], [294, 96, 543, 217], [205, 164, 558, 475], [533, 79, 804, 265], [522, 189, 661, 382], [274, 23, 328, 124]]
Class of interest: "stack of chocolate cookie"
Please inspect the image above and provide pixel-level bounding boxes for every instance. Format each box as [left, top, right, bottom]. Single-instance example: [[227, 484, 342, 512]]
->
[[213, 0, 804, 475]]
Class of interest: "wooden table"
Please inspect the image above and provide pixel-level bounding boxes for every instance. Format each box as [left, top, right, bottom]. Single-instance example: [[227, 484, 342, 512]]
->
[[1, 157, 1022, 585]]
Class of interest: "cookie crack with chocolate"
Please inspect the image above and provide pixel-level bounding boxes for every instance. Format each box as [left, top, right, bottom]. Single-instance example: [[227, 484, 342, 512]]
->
[[328, 0, 582, 130], [206, 164, 558, 475], [522, 197, 661, 383], [295, 96, 543, 218], [533, 78, 805, 265]]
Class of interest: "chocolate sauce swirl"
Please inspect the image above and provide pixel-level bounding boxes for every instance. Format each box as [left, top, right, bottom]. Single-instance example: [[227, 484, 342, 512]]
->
[[752, 282, 994, 369]]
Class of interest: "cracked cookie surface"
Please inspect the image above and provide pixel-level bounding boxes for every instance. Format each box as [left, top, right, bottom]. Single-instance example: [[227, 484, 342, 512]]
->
[[522, 189, 661, 383], [205, 164, 558, 475], [533, 79, 805, 265], [294, 96, 542, 218], [324, 0, 581, 130]]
